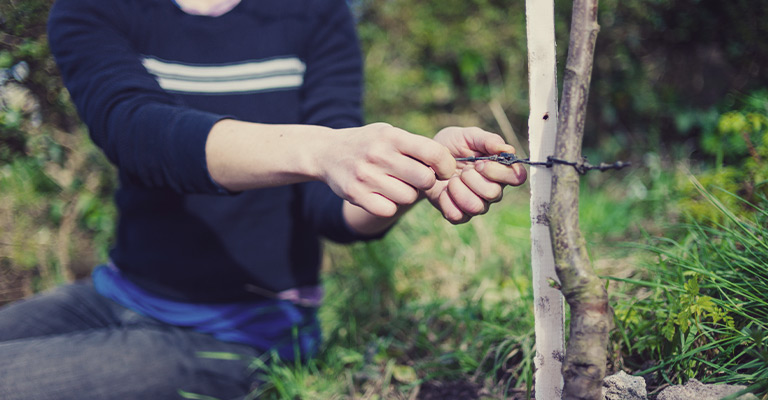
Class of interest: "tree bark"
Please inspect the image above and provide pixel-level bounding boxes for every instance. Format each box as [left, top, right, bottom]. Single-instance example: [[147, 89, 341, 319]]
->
[[525, 0, 565, 398], [548, 0, 614, 399]]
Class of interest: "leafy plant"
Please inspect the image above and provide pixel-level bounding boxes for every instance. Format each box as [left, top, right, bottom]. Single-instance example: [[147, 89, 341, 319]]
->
[[660, 276, 734, 342]]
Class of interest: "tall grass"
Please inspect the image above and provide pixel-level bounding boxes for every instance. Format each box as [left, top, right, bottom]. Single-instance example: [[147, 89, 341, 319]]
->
[[243, 175, 658, 399], [611, 178, 768, 397]]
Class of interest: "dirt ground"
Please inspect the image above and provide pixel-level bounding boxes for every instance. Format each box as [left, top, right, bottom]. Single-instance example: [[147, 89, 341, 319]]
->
[[0, 264, 32, 306], [416, 380, 531, 400]]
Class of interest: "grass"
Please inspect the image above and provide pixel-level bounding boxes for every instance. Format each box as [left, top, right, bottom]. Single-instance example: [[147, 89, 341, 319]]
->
[[610, 177, 768, 398], [244, 168, 768, 399], [238, 170, 667, 399]]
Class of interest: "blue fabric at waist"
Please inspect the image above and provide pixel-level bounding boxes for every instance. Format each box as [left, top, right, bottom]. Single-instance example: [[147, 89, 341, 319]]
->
[[92, 264, 320, 361]]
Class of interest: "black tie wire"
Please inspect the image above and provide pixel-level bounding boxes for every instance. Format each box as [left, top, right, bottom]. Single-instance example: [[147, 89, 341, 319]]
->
[[455, 152, 631, 175]]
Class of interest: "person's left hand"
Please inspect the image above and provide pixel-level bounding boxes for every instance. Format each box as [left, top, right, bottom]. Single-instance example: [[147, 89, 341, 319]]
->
[[425, 126, 527, 224]]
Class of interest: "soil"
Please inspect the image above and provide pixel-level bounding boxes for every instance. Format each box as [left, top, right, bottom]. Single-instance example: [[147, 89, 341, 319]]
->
[[0, 264, 33, 306], [416, 380, 531, 400], [417, 380, 483, 400]]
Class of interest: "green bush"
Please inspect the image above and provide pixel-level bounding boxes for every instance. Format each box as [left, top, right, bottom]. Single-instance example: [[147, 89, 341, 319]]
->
[[678, 91, 768, 222]]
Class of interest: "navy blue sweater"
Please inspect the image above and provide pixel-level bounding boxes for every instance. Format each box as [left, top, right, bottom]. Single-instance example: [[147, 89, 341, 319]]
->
[[48, 0, 371, 302]]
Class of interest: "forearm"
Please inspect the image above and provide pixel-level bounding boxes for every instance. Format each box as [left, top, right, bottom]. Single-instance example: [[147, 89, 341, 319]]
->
[[205, 119, 333, 191]]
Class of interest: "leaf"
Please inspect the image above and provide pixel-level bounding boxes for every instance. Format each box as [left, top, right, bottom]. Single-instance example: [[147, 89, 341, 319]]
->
[[195, 351, 245, 361], [177, 390, 221, 400], [684, 277, 700, 295], [392, 364, 418, 384], [662, 321, 676, 342]]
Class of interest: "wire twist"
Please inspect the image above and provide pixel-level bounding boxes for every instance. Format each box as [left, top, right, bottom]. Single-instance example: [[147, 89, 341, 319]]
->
[[454, 152, 631, 175]]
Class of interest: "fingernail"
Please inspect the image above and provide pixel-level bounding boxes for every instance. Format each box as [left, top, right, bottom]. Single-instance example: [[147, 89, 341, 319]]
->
[[476, 161, 486, 172], [516, 166, 527, 180]]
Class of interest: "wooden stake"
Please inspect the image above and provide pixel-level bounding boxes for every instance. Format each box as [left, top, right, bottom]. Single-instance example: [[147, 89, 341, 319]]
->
[[525, 0, 565, 398]]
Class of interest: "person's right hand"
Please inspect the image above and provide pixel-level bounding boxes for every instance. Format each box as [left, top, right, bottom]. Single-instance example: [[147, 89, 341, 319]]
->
[[318, 122, 456, 218]]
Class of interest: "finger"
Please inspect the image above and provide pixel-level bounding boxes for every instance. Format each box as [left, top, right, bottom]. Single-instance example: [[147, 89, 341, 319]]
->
[[383, 155, 438, 191], [459, 166, 503, 202], [376, 174, 421, 205], [476, 161, 527, 186], [393, 130, 456, 180], [461, 128, 514, 156], [436, 189, 469, 224], [356, 192, 399, 218], [341, 167, 413, 216], [447, 175, 490, 216]]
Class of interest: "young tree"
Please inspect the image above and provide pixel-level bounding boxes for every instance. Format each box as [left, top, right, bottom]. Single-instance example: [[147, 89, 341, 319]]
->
[[548, 0, 613, 398]]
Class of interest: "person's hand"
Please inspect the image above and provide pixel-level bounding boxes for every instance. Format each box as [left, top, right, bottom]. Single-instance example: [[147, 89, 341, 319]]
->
[[426, 126, 527, 224], [319, 122, 456, 218]]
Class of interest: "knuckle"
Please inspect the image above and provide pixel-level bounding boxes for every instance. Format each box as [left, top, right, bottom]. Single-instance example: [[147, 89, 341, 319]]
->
[[352, 163, 374, 184], [341, 182, 361, 203], [369, 122, 393, 131], [363, 148, 386, 165]]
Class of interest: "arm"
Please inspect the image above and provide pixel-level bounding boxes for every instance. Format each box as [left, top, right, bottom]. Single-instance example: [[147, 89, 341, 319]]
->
[[48, 0, 227, 194], [205, 119, 455, 222]]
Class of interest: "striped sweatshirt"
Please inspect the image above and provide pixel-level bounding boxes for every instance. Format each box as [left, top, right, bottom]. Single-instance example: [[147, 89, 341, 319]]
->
[[48, 0, 373, 302]]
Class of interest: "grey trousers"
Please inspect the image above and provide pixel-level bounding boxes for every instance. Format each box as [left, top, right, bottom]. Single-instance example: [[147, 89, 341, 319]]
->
[[0, 281, 261, 400]]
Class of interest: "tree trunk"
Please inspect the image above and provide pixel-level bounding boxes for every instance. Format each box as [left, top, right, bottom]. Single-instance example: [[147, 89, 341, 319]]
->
[[525, 0, 565, 398], [548, 0, 614, 399]]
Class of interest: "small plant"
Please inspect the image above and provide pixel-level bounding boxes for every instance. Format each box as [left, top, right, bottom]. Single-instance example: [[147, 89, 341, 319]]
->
[[660, 275, 734, 342]]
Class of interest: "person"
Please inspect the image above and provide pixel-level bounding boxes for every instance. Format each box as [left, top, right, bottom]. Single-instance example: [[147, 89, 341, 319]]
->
[[0, 0, 527, 398]]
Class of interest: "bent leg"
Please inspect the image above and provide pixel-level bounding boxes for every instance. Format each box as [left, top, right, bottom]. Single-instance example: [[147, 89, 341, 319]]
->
[[0, 321, 260, 400], [0, 281, 121, 340], [0, 282, 261, 399]]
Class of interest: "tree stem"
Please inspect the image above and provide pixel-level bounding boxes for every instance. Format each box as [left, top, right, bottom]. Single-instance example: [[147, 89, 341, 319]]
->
[[548, 0, 614, 399]]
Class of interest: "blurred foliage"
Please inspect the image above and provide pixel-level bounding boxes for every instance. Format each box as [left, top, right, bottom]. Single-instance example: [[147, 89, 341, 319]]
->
[[356, 0, 768, 160], [678, 90, 768, 222], [0, 0, 115, 298], [355, 0, 529, 138]]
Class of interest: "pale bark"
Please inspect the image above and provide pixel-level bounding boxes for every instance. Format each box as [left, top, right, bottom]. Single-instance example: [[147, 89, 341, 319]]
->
[[548, 0, 613, 399], [525, 0, 565, 398]]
